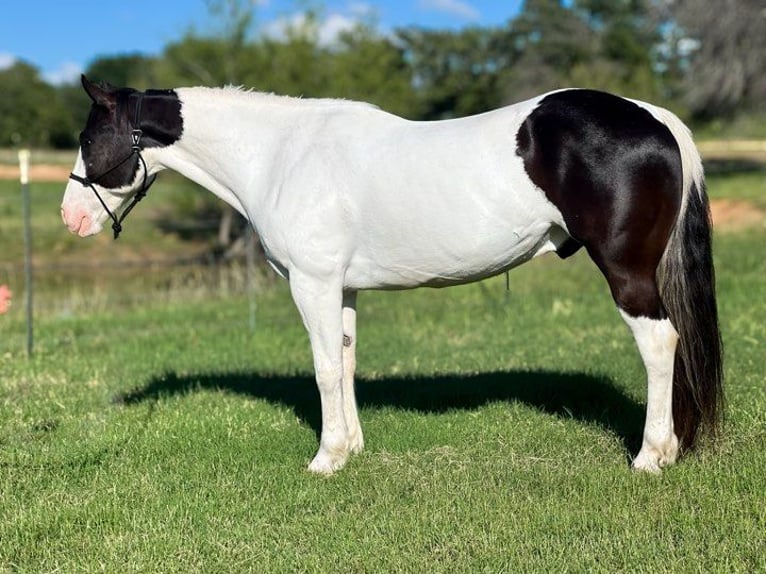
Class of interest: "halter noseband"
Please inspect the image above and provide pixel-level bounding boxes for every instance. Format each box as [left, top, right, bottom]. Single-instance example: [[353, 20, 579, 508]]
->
[[69, 93, 156, 239]]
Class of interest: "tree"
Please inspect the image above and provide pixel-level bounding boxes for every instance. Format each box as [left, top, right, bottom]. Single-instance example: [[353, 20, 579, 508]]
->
[[324, 25, 418, 118], [397, 26, 511, 119], [252, 13, 331, 97], [573, 0, 662, 101], [85, 54, 157, 88], [498, 0, 663, 103], [501, 0, 596, 102], [155, 36, 251, 86], [0, 61, 76, 148], [670, 0, 766, 117]]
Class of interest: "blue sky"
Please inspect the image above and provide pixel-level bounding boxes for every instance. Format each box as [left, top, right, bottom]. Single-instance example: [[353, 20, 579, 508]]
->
[[1, 1, 522, 85]]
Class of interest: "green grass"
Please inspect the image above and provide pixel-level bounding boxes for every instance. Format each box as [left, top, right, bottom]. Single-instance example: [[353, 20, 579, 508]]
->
[[1, 170, 765, 572], [705, 159, 766, 210], [0, 176, 215, 263]]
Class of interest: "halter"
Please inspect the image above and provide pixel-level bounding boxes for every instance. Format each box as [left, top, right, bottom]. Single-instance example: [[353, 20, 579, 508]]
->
[[69, 93, 157, 239]]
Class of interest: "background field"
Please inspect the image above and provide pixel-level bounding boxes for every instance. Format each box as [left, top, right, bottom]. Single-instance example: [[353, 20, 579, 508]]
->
[[0, 158, 764, 571]]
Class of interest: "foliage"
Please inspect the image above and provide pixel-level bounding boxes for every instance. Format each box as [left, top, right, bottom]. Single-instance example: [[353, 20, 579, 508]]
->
[[0, 62, 77, 148], [397, 26, 509, 119], [320, 26, 417, 119], [670, 0, 766, 118], [505, 0, 597, 101], [85, 53, 158, 89]]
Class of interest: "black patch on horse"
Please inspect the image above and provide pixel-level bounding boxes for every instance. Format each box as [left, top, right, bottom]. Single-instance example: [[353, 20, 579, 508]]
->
[[516, 89, 683, 318], [80, 85, 183, 189]]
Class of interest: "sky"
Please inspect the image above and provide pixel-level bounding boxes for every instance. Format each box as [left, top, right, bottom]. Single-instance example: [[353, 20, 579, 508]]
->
[[0, 0, 523, 85]]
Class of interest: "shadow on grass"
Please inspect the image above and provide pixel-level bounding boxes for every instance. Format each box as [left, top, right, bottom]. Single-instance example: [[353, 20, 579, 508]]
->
[[115, 369, 645, 456]]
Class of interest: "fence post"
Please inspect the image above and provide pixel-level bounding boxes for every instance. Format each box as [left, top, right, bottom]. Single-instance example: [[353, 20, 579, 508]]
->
[[19, 149, 33, 357]]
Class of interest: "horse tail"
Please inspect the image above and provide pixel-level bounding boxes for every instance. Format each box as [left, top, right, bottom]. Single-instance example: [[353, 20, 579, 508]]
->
[[651, 106, 724, 451]]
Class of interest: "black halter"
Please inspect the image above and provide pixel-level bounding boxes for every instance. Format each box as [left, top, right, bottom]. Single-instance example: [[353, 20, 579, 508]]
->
[[69, 93, 157, 239]]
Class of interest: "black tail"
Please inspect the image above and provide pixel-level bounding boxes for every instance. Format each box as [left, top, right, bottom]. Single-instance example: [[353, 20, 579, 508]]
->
[[658, 179, 724, 451]]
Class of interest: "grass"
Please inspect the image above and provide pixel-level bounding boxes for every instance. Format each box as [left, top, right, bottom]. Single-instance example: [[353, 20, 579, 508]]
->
[[0, 167, 765, 571], [705, 158, 766, 210]]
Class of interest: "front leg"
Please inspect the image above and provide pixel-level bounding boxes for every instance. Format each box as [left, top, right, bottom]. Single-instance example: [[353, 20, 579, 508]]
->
[[290, 273, 350, 474]]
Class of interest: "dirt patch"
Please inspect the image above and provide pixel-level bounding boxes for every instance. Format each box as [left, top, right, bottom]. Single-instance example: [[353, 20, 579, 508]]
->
[[709, 199, 765, 231], [0, 164, 71, 182]]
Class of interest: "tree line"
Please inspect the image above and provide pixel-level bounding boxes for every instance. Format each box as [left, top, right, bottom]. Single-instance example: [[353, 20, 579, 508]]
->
[[2, 0, 764, 149]]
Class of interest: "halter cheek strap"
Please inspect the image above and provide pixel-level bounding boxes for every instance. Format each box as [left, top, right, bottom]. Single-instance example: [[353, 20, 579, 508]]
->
[[69, 93, 156, 239]]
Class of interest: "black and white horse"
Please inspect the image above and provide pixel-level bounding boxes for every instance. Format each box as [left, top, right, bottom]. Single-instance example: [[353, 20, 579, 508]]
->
[[62, 76, 722, 474]]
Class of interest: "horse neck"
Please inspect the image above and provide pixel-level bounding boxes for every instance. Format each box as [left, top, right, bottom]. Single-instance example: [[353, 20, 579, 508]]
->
[[151, 87, 308, 218]]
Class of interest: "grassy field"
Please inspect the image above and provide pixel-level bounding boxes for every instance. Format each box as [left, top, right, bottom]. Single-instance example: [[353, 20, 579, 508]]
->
[[0, 165, 764, 571]]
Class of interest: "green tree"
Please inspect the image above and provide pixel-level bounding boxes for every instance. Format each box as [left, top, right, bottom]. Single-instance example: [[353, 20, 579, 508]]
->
[[501, 0, 596, 101], [253, 15, 331, 96], [572, 0, 661, 101], [322, 25, 417, 118], [153, 0, 260, 87], [85, 54, 157, 89], [498, 0, 663, 103], [397, 26, 510, 119], [156, 36, 240, 86], [0, 61, 76, 148]]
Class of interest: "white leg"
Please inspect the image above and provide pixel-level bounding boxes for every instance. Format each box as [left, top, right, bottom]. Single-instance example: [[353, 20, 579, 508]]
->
[[290, 274, 349, 474], [620, 310, 680, 473], [342, 291, 364, 454]]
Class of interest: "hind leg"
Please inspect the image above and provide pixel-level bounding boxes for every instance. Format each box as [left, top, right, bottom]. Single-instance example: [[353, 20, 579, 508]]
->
[[342, 291, 364, 454], [598, 265, 680, 471], [515, 92, 686, 469], [619, 309, 680, 472]]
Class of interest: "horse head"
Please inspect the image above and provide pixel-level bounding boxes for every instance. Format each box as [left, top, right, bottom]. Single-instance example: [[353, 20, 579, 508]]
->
[[61, 75, 180, 238]]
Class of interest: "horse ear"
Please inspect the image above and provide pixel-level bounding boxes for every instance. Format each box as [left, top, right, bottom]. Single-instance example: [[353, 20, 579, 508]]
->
[[81, 74, 116, 109]]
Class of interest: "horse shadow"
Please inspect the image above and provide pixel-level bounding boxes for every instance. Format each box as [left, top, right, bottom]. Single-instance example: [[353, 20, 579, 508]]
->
[[115, 369, 645, 457]]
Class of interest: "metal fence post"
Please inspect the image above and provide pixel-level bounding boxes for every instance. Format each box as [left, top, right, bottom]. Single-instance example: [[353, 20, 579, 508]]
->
[[19, 149, 33, 357]]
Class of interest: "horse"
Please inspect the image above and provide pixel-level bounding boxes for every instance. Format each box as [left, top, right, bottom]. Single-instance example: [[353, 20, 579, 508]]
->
[[62, 75, 722, 475]]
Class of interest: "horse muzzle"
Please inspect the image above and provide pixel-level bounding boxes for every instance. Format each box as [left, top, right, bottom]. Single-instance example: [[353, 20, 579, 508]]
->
[[61, 205, 102, 237]]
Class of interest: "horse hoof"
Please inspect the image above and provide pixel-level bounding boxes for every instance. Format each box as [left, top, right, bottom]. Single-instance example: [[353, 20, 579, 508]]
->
[[632, 455, 663, 474], [348, 430, 365, 455], [632, 446, 678, 473], [308, 449, 348, 475]]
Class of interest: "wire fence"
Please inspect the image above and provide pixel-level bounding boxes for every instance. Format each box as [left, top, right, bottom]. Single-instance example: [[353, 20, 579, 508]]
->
[[1, 254, 268, 315], [0, 253, 272, 363]]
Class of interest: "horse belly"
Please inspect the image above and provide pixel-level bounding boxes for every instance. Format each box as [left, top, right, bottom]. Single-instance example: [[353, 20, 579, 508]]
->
[[344, 210, 557, 290]]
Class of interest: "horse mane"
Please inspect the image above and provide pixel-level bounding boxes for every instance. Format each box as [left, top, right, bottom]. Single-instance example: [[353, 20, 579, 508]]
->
[[187, 85, 381, 111]]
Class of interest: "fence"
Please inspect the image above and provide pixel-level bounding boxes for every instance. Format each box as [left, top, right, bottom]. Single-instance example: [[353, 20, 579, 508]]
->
[[0, 152, 264, 353], [696, 140, 766, 160]]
